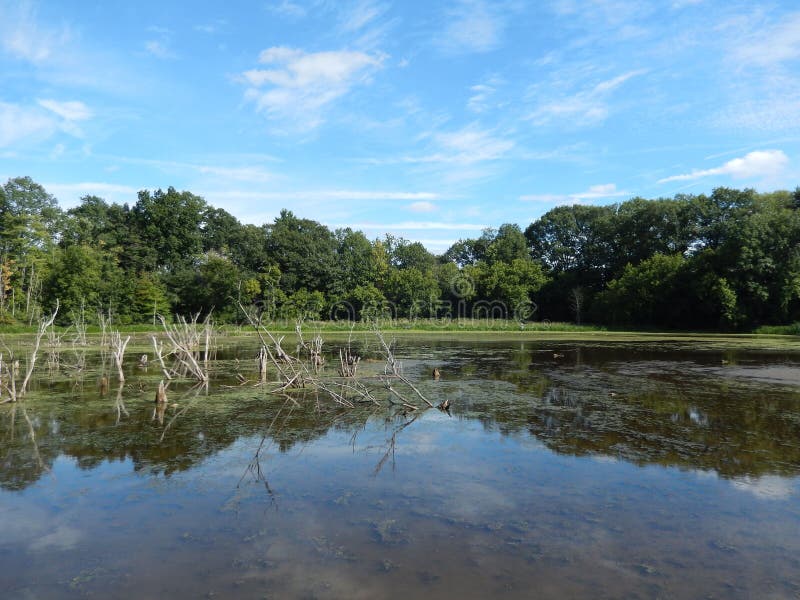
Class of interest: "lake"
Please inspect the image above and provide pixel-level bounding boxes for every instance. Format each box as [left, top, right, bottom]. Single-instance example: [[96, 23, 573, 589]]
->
[[2, 334, 799, 599]]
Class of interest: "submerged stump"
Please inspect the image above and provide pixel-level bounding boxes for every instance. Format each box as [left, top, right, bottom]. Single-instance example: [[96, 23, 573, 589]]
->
[[155, 380, 167, 404]]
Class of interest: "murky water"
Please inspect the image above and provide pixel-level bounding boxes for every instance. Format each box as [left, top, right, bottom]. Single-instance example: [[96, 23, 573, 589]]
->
[[2, 336, 800, 599]]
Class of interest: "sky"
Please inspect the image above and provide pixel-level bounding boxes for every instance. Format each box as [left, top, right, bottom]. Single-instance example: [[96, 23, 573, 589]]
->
[[1, 0, 800, 253]]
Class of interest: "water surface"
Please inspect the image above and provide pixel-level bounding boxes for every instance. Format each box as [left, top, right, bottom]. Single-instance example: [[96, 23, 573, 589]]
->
[[2, 336, 800, 598]]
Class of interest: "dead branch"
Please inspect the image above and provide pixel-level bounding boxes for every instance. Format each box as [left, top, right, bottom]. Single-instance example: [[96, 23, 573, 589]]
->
[[236, 302, 436, 411], [109, 330, 131, 382], [156, 314, 210, 383], [19, 300, 59, 396], [151, 335, 173, 380]]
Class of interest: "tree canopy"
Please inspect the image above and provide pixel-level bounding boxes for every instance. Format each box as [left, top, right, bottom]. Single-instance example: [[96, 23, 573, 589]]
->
[[1, 176, 798, 330]]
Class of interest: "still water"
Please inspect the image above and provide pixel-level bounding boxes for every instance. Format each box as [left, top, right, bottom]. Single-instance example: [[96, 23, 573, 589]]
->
[[2, 336, 800, 599]]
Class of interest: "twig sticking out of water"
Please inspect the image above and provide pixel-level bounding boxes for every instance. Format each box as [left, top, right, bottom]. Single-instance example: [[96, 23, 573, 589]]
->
[[236, 302, 437, 411], [157, 313, 211, 383], [109, 330, 131, 383], [0, 300, 61, 402]]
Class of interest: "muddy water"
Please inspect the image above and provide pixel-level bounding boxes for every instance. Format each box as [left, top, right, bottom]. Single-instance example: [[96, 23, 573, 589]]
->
[[1, 338, 800, 599]]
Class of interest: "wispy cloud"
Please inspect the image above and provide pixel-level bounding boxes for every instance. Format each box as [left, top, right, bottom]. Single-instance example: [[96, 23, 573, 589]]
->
[[195, 165, 274, 183], [338, 0, 389, 33], [45, 181, 138, 196], [37, 99, 92, 121], [144, 39, 177, 60], [521, 183, 628, 204], [0, 98, 94, 148], [96, 154, 280, 184], [526, 70, 646, 127], [439, 0, 507, 55], [44, 182, 139, 206], [363, 124, 514, 166], [266, 0, 308, 19], [466, 78, 504, 113], [0, 0, 70, 64], [0, 102, 56, 147], [732, 13, 800, 68], [341, 221, 486, 231], [241, 46, 384, 131], [206, 189, 440, 202], [194, 20, 227, 34], [408, 201, 437, 213], [431, 124, 514, 163], [657, 149, 789, 183]]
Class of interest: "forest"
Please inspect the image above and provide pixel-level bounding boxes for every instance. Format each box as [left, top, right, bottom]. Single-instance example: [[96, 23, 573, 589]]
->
[[1, 175, 799, 330]]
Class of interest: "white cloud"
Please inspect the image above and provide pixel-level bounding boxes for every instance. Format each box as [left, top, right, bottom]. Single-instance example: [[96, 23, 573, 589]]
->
[[467, 84, 495, 113], [434, 125, 514, 163], [147, 25, 171, 35], [144, 39, 177, 59], [440, 0, 505, 54], [342, 221, 486, 231], [521, 183, 628, 204], [46, 182, 138, 195], [241, 46, 384, 130], [338, 0, 388, 33], [37, 99, 92, 121], [0, 1, 70, 64], [733, 13, 800, 68], [194, 20, 227, 34], [0, 102, 56, 147], [657, 150, 789, 183], [206, 189, 440, 202], [408, 201, 437, 213], [96, 155, 281, 186], [44, 182, 139, 206], [266, 0, 308, 19], [195, 165, 273, 183], [365, 124, 514, 166], [715, 96, 800, 133], [527, 70, 646, 127]]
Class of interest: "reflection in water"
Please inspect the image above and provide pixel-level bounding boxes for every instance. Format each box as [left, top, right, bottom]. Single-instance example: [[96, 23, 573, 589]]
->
[[1, 338, 799, 598]]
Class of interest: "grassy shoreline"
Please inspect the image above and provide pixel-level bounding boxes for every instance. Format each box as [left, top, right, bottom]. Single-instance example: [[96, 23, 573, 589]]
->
[[0, 318, 798, 336], [0, 319, 798, 349]]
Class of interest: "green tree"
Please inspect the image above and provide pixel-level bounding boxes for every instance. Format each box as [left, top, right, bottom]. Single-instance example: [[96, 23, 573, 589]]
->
[[474, 258, 548, 319], [350, 284, 390, 320], [131, 272, 169, 323], [131, 187, 207, 272], [333, 228, 381, 296], [285, 289, 326, 320], [485, 223, 529, 265], [385, 235, 437, 271], [43, 244, 126, 321], [265, 210, 337, 294], [0, 177, 62, 318], [385, 267, 441, 317]]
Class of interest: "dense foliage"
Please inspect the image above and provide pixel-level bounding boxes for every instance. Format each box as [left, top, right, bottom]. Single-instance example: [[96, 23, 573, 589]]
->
[[1, 176, 798, 330]]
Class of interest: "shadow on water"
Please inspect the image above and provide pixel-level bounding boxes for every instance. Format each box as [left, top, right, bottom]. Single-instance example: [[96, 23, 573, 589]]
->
[[1, 337, 800, 598]]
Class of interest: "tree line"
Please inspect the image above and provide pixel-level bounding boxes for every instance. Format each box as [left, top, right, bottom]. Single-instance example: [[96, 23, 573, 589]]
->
[[1, 176, 798, 329]]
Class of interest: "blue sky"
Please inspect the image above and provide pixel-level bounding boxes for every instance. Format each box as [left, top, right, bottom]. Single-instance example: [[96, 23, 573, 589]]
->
[[1, 0, 799, 252]]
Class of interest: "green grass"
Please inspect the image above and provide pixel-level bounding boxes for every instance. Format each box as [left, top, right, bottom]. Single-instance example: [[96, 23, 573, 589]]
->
[[1, 317, 798, 340], [0, 318, 604, 335], [753, 322, 800, 335]]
